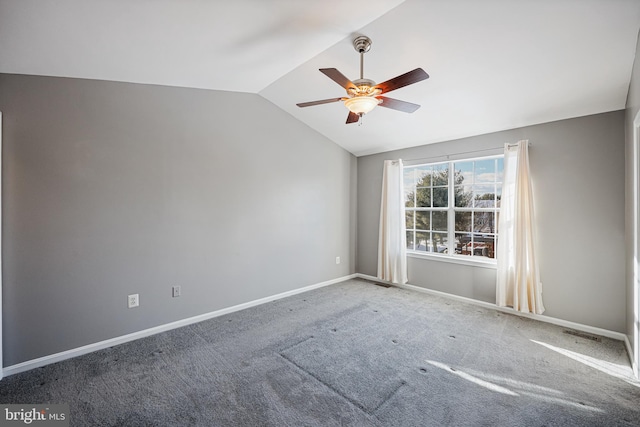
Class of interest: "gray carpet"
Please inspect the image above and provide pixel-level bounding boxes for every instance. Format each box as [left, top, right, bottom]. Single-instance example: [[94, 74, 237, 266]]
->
[[1, 278, 639, 426]]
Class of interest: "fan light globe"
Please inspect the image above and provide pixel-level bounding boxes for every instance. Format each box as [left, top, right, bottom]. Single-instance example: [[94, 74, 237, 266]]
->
[[344, 96, 380, 115]]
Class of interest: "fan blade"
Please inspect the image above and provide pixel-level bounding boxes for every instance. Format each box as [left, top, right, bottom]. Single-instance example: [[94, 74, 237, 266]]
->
[[346, 111, 360, 124], [320, 68, 357, 90], [374, 68, 429, 94], [377, 96, 421, 113], [297, 98, 343, 108]]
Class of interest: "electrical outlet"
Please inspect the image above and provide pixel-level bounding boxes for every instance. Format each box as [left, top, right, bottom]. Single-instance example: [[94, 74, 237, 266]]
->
[[336, 256, 341, 265], [172, 286, 181, 298], [128, 293, 139, 308]]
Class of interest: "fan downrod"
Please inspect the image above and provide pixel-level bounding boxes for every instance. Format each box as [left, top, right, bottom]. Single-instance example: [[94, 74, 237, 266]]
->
[[353, 36, 372, 80]]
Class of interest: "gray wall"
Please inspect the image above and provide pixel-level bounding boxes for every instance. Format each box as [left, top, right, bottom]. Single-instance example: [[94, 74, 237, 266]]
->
[[625, 30, 640, 364], [0, 74, 357, 366], [358, 111, 626, 332]]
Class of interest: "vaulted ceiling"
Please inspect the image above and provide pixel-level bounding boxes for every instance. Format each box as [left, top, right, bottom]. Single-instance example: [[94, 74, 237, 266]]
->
[[2, 0, 639, 156]]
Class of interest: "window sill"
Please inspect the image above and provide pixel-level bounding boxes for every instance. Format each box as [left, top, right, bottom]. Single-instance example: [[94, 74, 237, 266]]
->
[[407, 251, 497, 269]]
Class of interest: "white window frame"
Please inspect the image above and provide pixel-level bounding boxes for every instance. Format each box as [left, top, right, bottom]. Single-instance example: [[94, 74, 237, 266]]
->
[[404, 154, 503, 268]]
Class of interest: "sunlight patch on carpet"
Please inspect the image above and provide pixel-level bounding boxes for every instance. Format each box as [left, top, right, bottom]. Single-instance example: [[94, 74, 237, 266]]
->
[[531, 340, 639, 388], [426, 360, 518, 396], [426, 359, 604, 413]]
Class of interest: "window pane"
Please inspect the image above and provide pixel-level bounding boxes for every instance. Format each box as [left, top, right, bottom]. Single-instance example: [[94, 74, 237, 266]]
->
[[455, 185, 473, 207], [405, 211, 415, 230], [433, 232, 448, 253], [496, 158, 504, 182], [403, 168, 415, 187], [416, 231, 430, 252], [405, 190, 415, 208], [454, 161, 473, 185], [474, 212, 496, 233], [473, 235, 495, 258], [432, 164, 448, 185], [406, 231, 415, 250], [496, 184, 502, 208], [415, 211, 430, 230], [455, 233, 472, 256], [455, 212, 472, 232], [474, 158, 496, 183], [432, 187, 448, 207], [415, 166, 432, 187], [474, 184, 495, 208], [432, 211, 447, 232], [416, 187, 431, 208]]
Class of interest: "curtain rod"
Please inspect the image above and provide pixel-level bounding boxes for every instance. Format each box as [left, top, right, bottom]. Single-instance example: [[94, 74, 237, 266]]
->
[[401, 141, 531, 165]]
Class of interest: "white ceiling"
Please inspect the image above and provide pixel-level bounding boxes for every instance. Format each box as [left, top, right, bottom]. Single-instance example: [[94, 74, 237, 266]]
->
[[1, 0, 639, 156]]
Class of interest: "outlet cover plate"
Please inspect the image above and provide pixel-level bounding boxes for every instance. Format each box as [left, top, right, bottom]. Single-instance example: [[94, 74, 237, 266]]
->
[[128, 293, 139, 308], [172, 286, 181, 298]]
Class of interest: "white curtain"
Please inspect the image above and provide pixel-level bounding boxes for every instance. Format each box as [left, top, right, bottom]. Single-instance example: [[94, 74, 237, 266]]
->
[[377, 159, 408, 284], [496, 140, 545, 314]]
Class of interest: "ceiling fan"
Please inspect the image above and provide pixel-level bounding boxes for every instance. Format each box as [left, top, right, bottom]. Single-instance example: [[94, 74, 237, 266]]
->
[[297, 36, 429, 124]]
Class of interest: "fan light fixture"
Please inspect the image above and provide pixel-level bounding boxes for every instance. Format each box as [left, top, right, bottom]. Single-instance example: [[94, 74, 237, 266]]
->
[[344, 96, 380, 115], [296, 35, 429, 125]]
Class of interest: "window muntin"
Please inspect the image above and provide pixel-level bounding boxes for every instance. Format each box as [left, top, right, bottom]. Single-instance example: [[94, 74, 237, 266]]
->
[[404, 156, 503, 260]]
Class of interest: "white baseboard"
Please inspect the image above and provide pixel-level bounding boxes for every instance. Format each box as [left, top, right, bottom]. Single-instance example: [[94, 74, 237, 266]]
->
[[3, 274, 356, 378], [5, 272, 629, 379], [356, 273, 627, 342]]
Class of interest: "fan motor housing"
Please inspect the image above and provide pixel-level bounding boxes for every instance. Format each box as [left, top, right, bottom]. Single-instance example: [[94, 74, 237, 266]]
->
[[348, 78, 381, 97], [353, 78, 376, 87]]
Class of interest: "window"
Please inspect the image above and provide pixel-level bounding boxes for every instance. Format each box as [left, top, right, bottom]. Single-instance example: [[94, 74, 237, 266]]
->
[[404, 155, 503, 261]]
